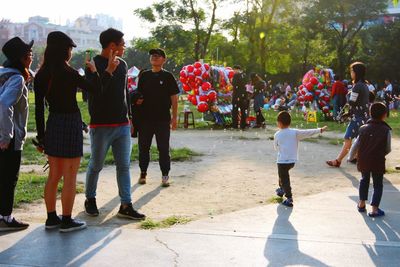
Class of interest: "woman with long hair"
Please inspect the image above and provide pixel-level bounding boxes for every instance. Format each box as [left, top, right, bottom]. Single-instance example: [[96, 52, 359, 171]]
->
[[34, 31, 103, 232], [250, 73, 266, 127], [0, 37, 33, 231], [326, 62, 370, 167]]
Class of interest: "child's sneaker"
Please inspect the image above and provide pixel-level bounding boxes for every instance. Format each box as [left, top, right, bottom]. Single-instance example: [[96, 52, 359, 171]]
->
[[275, 188, 284, 198], [59, 218, 87, 233], [161, 176, 170, 187], [45, 215, 62, 229], [282, 198, 294, 207]]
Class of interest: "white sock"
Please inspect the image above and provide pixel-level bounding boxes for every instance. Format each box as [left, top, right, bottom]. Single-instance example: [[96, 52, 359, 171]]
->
[[3, 216, 13, 223]]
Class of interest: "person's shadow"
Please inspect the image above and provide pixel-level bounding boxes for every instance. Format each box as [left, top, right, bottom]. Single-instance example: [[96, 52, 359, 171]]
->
[[343, 170, 400, 266], [0, 182, 164, 266], [264, 205, 329, 267]]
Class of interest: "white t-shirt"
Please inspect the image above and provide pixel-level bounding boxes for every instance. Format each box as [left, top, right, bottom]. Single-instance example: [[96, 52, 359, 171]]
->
[[274, 128, 321, 164]]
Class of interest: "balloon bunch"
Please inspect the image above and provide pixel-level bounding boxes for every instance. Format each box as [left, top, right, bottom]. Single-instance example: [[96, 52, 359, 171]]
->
[[180, 62, 234, 113], [296, 67, 334, 114]]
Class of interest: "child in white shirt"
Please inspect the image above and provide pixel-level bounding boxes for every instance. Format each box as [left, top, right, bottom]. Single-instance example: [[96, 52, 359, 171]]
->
[[274, 111, 327, 207]]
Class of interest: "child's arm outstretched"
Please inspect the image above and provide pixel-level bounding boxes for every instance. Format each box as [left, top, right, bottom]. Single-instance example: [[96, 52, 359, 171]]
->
[[296, 126, 328, 140]]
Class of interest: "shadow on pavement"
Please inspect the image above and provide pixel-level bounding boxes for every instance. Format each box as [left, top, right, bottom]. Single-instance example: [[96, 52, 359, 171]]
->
[[264, 205, 329, 267]]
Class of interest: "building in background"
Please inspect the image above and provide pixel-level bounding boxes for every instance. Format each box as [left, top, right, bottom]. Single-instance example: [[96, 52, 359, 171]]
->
[[0, 14, 123, 51]]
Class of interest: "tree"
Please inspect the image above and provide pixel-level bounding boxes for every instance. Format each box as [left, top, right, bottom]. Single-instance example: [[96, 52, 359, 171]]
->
[[307, 0, 387, 77], [135, 0, 224, 61]]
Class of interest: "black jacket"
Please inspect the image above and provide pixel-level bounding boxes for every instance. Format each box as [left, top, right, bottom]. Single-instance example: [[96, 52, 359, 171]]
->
[[86, 55, 131, 125]]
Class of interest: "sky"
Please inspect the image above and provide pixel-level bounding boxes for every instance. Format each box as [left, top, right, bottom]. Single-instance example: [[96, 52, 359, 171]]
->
[[1, 0, 240, 40]]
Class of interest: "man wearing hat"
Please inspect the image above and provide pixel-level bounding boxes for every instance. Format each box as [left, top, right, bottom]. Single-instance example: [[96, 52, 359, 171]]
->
[[0, 37, 33, 231], [136, 48, 179, 187]]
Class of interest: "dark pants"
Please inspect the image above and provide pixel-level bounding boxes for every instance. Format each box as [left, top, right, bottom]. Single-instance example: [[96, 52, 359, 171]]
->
[[0, 139, 21, 216], [359, 172, 384, 207], [232, 100, 248, 129], [278, 163, 295, 199], [139, 121, 171, 176]]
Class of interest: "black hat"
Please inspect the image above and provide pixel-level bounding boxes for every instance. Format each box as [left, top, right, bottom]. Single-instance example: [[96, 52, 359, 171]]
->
[[2, 37, 34, 62], [149, 48, 166, 58], [47, 31, 77, 48]]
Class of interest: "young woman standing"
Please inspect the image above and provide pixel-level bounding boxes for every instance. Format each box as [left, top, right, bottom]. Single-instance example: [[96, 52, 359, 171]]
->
[[34, 31, 111, 232]]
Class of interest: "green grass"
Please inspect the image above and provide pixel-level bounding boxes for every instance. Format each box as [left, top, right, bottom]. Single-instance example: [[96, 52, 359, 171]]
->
[[21, 138, 48, 165], [27, 92, 400, 136], [267, 196, 283, 204], [14, 171, 84, 207], [139, 216, 192, 230], [386, 168, 400, 174]]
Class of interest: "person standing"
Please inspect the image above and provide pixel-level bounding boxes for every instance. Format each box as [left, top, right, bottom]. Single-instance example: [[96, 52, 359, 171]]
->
[[349, 102, 391, 217], [84, 28, 145, 220], [35, 31, 102, 232], [326, 62, 369, 168], [331, 75, 347, 118], [251, 73, 266, 127], [136, 48, 179, 187], [231, 65, 248, 130], [0, 37, 33, 231]]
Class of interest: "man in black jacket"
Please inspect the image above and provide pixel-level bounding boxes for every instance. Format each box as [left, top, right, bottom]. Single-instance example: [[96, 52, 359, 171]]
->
[[231, 65, 248, 129], [84, 28, 145, 220]]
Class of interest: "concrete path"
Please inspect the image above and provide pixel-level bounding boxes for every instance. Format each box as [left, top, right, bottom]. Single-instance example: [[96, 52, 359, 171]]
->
[[1, 185, 400, 267]]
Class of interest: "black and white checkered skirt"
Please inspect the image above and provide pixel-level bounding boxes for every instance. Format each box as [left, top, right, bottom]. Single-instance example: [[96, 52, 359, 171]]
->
[[44, 112, 83, 158]]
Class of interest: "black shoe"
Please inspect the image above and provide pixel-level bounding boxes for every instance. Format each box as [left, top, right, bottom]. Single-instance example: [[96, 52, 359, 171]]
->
[[117, 203, 146, 220], [349, 158, 357, 164], [275, 188, 284, 198], [85, 198, 99, 216], [0, 217, 29, 232], [59, 218, 87, 233], [45, 215, 62, 229], [282, 198, 294, 207]]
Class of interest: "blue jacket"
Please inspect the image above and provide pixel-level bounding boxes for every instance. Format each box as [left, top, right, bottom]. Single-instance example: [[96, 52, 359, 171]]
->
[[0, 67, 29, 151]]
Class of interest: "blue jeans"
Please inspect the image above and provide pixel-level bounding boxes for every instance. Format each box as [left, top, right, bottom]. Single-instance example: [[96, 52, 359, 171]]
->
[[359, 172, 383, 207], [85, 125, 132, 204]]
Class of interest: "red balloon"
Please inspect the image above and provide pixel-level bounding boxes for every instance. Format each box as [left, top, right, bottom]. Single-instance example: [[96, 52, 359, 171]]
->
[[195, 77, 203, 85], [187, 65, 195, 73], [323, 95, 330, 102], [188, 74, 195, 81], [190, 96, 198, 106], [199, 95, 208, 102], [306, 83, 313, 91], [305, 94, 313, 101], [180, 70, 187, 78], [194, 68, 202, 76], [204, 64, 210, 71], [207, 90, 217, 101], [183, 83, 191, 92], [297, 96, 304, 102], [179, 77, 187, 83], [317, 83, 324, 89], [315, 90, 321, 96], [194, 62, 202, 69], [201, 82, 211, 91], [197, 101, 209, 113], [228, 71, 235, 79], [194, 88, 200, 95], [202, 72, 210, 80], [310, 77, 319, 85], [299, 85, 304, 90], [322, 106, 329, 113]]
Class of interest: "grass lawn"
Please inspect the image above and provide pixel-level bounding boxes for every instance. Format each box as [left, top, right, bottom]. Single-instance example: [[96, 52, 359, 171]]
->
[[14, 171, 84, 207], [27, 92, 400, 136]]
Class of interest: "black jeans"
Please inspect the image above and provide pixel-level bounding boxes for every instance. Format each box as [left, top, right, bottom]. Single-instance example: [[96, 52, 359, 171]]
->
[[359, 172, 384, 207], [0, 139, 21, 216], [278, 163, 295, 199], [232, 100, 248, 129], [138, 121, 171, 176]]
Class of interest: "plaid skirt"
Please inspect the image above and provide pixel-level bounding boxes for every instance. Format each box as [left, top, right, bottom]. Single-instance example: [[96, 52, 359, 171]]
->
[[44, 112, 83, 158]]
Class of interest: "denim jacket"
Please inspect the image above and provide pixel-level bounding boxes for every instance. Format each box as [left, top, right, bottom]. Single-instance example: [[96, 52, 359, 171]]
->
[[0, 67, 29, 151]]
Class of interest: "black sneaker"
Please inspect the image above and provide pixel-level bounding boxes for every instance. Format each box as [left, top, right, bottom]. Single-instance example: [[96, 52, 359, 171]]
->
[[282, 198, 294, 207], [0, 217, 29, 232], [85, 198, 99, 216], [45, 215, 62, 229], [275, 188, 284, 198], [59, 219, 87, 233], [117, 203, 146, 220]]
